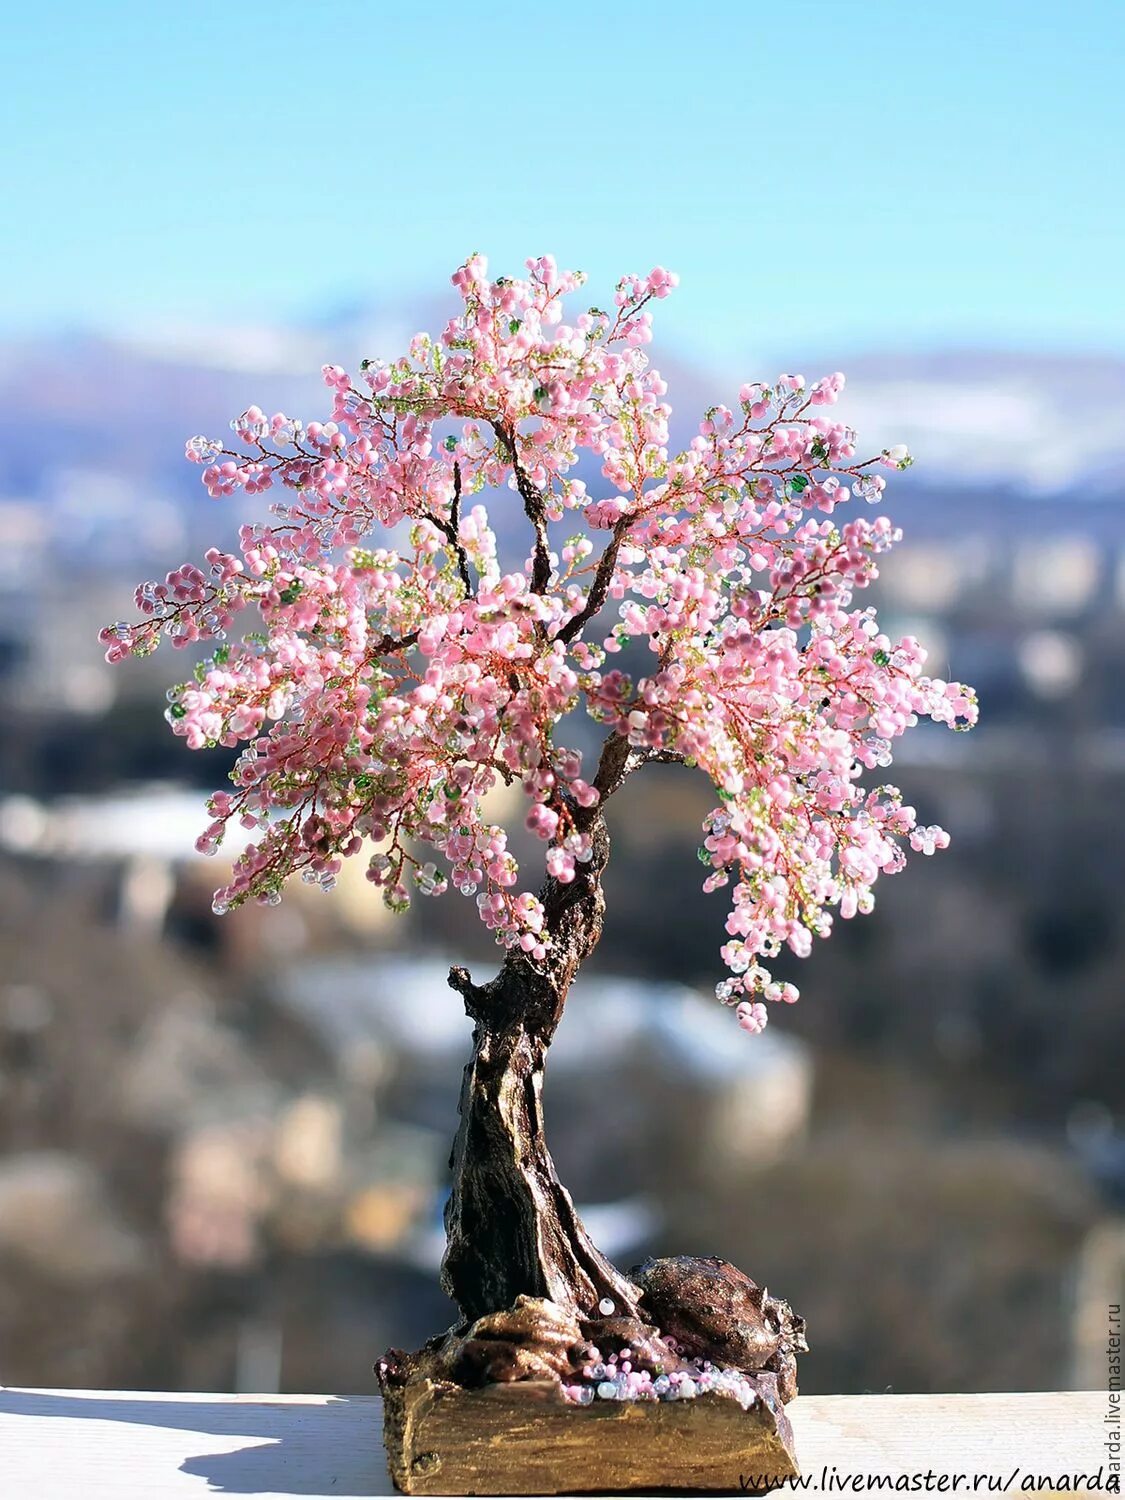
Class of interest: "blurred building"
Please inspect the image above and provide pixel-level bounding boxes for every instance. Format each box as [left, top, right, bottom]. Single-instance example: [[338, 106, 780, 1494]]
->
[[0, 334, 1123, 1397]]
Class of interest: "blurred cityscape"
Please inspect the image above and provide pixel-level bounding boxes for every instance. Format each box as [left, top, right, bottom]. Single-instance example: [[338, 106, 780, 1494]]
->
[[0, 309, 1122, 1398]]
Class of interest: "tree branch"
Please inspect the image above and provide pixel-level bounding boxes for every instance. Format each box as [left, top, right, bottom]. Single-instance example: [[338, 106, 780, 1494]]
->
[[448, 964, 476, 997], [494, 422, 551, 595], [589, 728, 643, 807], [554, 517, 630, 645], [447, 964, 489, 1024], [646, 748, 686, 766], [370, 629, 420, 657], [427, 462, 473, 597], [580, 733, 686, 821]]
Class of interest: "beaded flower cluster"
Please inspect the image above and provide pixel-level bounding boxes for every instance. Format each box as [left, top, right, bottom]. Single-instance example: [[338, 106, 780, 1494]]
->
[[103, 255, 976, 1028]]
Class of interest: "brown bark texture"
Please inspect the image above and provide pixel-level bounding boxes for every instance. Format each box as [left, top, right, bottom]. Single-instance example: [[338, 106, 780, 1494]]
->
[[440, 735, 641, 1323]]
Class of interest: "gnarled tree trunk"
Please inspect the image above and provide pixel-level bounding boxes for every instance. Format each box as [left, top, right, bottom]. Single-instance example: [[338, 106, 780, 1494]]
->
[[440, 1014, 639, 1322], [441, 737, 642, 1324]]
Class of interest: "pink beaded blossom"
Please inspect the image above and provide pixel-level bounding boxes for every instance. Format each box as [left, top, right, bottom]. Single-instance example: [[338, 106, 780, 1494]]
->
[[104, 255, 977, 1026]]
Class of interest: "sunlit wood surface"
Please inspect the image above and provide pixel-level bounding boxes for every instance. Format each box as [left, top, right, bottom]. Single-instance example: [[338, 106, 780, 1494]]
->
[[0, 1388, 1107, 1497]]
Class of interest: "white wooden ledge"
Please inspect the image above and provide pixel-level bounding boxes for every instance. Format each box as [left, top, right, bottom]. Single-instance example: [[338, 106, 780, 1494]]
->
[[0, 1388, 1109, 1497]]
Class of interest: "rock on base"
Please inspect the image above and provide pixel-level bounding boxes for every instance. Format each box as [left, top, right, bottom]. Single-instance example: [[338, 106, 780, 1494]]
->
[[381, 1369, 799, 1495]]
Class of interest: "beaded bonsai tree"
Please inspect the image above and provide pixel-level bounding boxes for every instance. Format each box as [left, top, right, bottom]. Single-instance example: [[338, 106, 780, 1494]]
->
[[104, 254, 976, 1491]]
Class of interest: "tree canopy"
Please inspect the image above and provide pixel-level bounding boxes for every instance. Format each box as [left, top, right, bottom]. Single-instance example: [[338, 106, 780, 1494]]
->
[[104, 255, 977, 1031]]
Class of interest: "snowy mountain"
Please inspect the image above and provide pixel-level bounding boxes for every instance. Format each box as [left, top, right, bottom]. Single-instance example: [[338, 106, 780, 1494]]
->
[[831, 350, 1125, 497], [2, 304, 1121, 579]]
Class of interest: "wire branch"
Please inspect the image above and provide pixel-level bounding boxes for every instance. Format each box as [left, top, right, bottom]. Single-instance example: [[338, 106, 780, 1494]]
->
[[554, 518, 630, 644], [427, 461, 473, 597], [369, 629, 420, 658], [494, 422, 551, 595], [578, 733, 687, 825], [590, 728, 641, 804]]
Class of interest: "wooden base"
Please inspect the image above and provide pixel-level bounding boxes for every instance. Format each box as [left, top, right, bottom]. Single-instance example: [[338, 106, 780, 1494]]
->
[[381, 1371, 799, 1495]]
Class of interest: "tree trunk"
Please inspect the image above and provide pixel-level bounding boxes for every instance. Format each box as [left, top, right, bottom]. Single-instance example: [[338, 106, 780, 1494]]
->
[[440, 1014, 639, 1322], [441, 738, 642, 1324]]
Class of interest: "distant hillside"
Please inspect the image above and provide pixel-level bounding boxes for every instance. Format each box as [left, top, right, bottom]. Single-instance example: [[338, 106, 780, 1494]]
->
[[2, 308, 1121, 575]]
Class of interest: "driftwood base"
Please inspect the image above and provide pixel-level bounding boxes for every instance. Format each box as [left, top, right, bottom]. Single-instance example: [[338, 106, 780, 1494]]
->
[[381, 1370, 799, 1495]]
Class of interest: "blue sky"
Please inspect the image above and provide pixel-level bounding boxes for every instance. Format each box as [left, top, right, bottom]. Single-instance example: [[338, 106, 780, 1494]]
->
[[2, 0, 1121, 366]]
